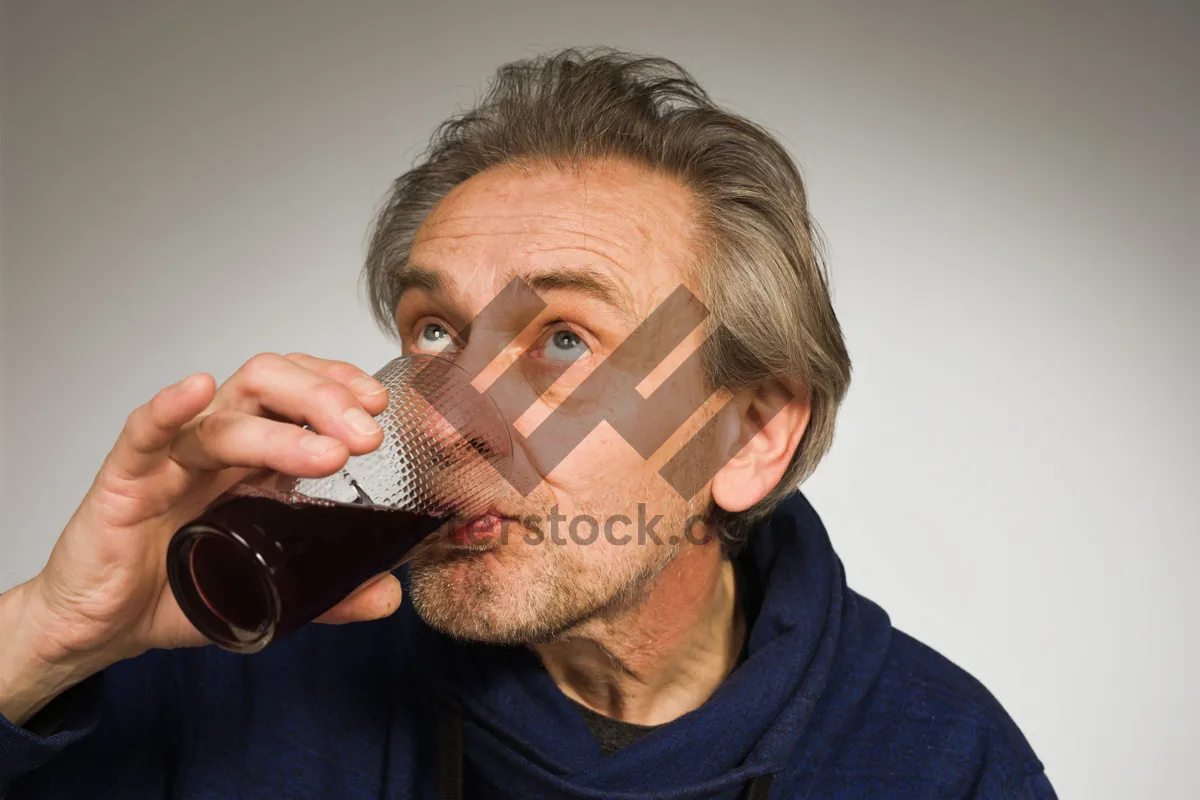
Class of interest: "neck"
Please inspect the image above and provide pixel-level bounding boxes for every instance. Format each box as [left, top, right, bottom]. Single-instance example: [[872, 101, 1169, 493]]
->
[[532, 543, 744, 726]]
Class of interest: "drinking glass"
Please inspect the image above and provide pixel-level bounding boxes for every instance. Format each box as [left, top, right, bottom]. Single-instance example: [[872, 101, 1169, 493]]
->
[[166, 354, 511, 653]]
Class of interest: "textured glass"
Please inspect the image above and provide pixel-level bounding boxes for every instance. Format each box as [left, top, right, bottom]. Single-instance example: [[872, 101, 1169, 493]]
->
[[290, 354, 510, 517], [166, 354, 511, 653]]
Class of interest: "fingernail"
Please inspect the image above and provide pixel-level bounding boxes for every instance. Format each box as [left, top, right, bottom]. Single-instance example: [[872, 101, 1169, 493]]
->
[[301, 434, 341, 456], [351, 375, 388, 396], [343, 406, 381, 436]]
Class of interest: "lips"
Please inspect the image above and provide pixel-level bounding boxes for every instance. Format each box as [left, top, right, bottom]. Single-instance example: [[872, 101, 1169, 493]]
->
[[446, 512, 508, 547]]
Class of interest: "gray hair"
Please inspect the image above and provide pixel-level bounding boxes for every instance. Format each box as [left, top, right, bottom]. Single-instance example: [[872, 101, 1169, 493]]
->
[[363, 47, 852, 555]]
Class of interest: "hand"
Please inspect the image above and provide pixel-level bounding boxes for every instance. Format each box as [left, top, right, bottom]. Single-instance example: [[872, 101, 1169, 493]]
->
[[0, 353, 403, 725]]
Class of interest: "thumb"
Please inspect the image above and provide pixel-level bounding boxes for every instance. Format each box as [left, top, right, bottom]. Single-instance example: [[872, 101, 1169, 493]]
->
[[314, 573, 403, 625]]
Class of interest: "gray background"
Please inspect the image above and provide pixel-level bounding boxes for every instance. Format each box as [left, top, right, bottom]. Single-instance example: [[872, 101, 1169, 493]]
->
[[2, 1, 1197, 796]]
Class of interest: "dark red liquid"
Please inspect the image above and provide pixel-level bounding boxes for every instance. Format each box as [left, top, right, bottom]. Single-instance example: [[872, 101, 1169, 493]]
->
[[167, 491, 448, 651]]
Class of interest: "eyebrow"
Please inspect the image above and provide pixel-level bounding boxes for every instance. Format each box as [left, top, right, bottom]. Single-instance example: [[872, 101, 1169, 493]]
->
[[394, 264, 634, 318], [520, 267, 630, 313], [392, 265, 453, 297]]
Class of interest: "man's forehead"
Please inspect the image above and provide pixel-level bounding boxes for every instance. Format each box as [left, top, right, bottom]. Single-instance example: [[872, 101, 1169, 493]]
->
[[400, 161, 699, 314], [421, 158, 696, 228]]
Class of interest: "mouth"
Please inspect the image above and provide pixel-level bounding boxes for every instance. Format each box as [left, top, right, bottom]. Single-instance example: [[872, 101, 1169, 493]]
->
[[444, 511, 514, 550]]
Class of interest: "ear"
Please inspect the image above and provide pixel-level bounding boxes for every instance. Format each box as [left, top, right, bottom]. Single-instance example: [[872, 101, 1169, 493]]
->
[[711, 379, 811, 514]]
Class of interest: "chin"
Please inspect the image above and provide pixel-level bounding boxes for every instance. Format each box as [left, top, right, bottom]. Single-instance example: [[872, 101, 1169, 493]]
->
[[408, 556, 536, 644], [409, 551, 607, 646]]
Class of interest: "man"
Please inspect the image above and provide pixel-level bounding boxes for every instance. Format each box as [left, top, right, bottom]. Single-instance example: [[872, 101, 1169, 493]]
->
[[0, 48, 1055, 798]]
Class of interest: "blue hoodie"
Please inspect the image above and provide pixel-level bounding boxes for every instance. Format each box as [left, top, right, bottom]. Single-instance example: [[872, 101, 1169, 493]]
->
[[0, 492, 1055, 798]]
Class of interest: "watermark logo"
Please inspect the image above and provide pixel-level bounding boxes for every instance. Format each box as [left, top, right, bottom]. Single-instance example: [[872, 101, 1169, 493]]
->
[[414, 277, 793, 500], [444, 504, 713, 548]]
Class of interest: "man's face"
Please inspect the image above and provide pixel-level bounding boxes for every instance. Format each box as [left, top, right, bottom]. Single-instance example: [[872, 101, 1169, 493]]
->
[[400, 159, 719, 644]]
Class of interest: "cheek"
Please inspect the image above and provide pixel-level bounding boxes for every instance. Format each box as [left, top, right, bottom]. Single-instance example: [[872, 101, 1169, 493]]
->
[[516, 382, 652, 492], [651, 385, 729, 465], [542, 427, 692, 534], [514, 360, 713, 504], [541, 424, 652, 500]]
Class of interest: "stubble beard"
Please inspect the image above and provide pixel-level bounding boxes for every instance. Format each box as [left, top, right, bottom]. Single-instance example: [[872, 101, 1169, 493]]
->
[[406, 500, 694, 646]]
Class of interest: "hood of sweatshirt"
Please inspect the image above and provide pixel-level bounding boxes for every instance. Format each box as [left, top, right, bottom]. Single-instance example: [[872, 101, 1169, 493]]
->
[[426, 491, 894, 800]]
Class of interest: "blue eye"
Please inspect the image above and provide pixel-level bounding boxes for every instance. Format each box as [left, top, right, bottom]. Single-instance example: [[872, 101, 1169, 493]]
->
[[543, 330, 589, 362], [417, 323, 456, 353]]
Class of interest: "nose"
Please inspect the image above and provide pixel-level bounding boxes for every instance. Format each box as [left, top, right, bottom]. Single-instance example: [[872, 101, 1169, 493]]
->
[[437, 277, 553, 495], [454, 344, 546, 497], [448, 275, 547, 379]]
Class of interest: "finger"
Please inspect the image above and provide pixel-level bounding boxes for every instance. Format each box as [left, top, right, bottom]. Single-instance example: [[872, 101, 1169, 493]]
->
[[171, 409, 349, 476], [283, 353, 390, 416], [314, 573, 403, 624], [215, 353, 385, 455], [107, 374, 217, 480]]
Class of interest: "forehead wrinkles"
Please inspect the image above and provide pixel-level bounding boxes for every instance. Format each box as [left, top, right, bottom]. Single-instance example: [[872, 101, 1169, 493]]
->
[[418, 209, 644, 261], [420, 161, 695, 246], [411, 164, 703, 304], [418, 209, 622, 266]]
